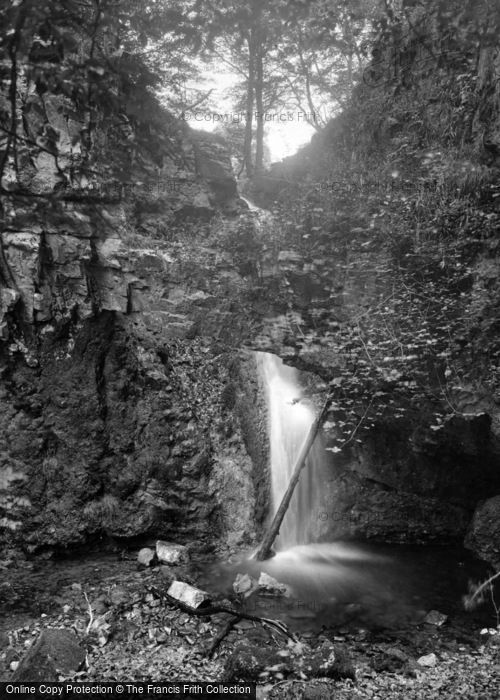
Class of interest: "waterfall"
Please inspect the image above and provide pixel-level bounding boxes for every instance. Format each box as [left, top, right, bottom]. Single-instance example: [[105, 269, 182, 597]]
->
[[257, 352, 328, 550]]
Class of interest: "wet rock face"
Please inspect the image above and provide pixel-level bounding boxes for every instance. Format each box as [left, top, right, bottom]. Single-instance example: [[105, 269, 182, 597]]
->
[[233, 355, 270, 535], [0, 95, 272, 556], [0, 99, 262, 553], [0, 312, 257, 553], [311, 412, 500, 545], [465, 496, 500, 567], [0, 108, 243, 339], [311, 471, 471, 545]]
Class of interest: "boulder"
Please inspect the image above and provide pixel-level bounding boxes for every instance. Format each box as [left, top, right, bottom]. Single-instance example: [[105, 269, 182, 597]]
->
[[233, 573, 257, 597], [12, 629, 85, 682], [424, 610, 448, 626], [258, 572, 290, 597], [417, 652, 437, 667], [465, 496, 500, 567], [167, 581, 211, 609], [156, 540, 189, 565]]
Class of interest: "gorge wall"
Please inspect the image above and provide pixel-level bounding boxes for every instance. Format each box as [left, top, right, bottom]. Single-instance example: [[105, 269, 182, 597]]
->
[[249, 2, 500, 564], [1, 1, 500, 567], [0, 87, 270, 556]]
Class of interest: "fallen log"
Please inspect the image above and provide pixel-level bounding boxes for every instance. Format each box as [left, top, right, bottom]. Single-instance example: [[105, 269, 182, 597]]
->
[[148, 585, 296, 641], [254, 393, 333, 561]]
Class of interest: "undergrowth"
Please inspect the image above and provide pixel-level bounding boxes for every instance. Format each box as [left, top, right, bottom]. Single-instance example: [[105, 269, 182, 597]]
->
[[256, 27, 500, 451]]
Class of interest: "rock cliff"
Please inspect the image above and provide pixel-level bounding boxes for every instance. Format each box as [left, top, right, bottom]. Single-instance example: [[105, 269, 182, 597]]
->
[[0, 89, 264, 554]]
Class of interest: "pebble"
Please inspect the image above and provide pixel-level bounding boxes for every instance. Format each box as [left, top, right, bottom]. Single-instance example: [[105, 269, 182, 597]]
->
[[137, 548, 155, 567]]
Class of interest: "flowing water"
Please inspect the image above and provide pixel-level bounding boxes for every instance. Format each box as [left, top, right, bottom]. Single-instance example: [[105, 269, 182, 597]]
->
[[205, 542, 496, 633], [221, 351, 499, 633], [256, 351, 329, 549], [248, 352, 398, 628]]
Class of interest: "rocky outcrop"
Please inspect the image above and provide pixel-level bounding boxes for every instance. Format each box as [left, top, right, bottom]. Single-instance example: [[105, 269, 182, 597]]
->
[[12, 629, 85, 682], [465, 496, 500, 568], [0, 93, 262, 554], [316, 411, 500, 544], [0, 312, 256, 552]]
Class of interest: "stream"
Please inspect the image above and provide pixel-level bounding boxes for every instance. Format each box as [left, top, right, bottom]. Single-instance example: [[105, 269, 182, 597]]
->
[[203, 541, 498, 634], [1, 542, 497, 639], [200, 349, 500, 635]]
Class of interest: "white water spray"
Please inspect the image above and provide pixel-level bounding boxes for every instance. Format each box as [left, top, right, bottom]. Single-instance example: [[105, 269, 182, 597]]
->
[[257, 352, 328, 549]]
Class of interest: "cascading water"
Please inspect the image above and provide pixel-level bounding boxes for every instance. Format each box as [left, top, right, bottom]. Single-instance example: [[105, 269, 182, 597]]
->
[[257, 351, 329, 549], [250, 352, 390, 618]]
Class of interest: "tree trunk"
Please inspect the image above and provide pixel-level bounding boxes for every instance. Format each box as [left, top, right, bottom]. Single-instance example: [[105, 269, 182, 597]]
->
[[244, 31, 255, 178], [255, 47, 265, 173], [254, 394, 332, 561]]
